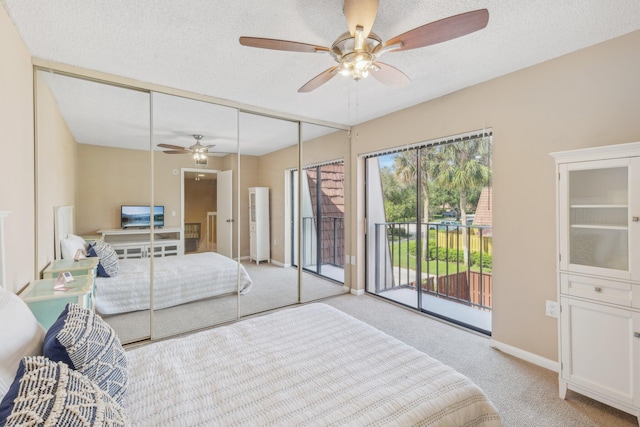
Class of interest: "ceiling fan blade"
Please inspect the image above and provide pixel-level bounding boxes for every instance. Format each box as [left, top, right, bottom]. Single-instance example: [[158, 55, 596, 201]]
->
[[385, 9, 489, 52], [371, 62, 410, 89], [158, 143, 187, 150], [344, 0, 379, 38], [298, 66, 339, 93], [163, 150, 188, 154], [239, 37, 329, 53]]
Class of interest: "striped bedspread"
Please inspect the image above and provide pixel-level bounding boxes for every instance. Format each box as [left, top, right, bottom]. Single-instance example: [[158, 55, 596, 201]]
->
[[94, 252, 252, 315], [125, 303, 501, 426]]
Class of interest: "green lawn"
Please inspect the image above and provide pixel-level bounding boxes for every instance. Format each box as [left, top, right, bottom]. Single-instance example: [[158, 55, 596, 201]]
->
[[390, 239, 491, 274]]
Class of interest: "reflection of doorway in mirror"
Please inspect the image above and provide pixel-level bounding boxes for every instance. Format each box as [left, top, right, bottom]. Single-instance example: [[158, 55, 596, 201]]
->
[[182, 169, 217, 254]]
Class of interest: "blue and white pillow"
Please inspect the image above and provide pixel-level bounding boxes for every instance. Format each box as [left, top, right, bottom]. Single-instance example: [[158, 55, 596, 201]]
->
[[0, 356, 127, 426], [88, 240, 119, 277], [43, 304, 128, 405]]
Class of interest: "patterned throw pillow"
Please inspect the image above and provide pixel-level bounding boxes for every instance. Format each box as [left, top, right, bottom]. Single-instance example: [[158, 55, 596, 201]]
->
[[43, 304, 128, 405], [88, 240, 119, 277], [0, 356, 127, 426]]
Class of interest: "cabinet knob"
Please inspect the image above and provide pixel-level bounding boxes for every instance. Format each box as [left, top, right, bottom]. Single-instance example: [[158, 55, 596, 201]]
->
[[635, 332, 640, 339], [594, 287, 602, 293], [633, 217, 639, 222]]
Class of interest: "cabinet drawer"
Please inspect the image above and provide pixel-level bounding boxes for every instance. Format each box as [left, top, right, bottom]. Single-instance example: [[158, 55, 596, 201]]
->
[[561, 273, 633, 307]]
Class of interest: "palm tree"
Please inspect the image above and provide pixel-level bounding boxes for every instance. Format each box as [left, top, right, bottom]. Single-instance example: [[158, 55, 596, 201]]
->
[[431, 137, 492, 263], [393, 148, 440, 257]]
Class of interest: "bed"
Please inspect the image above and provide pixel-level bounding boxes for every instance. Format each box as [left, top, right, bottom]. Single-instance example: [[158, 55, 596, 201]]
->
[[94, 251, 252, 315], [0, 292, 501, 426], [53, 206, 252, 315]]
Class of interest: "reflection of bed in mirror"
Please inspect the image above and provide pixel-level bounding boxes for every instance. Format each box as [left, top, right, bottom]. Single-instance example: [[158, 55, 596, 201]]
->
[[95, 252, 251, 315], [54, 206, 252, 316]]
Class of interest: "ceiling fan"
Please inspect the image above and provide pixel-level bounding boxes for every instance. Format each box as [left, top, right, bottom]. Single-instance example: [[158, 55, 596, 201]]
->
[[239, 0, 489, 92], [157, 134, 215, 161]]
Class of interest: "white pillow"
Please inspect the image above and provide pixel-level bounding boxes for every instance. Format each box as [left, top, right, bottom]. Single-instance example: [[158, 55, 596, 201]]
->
[[0, 288, 45, 401], [61, 234, 88, 260]]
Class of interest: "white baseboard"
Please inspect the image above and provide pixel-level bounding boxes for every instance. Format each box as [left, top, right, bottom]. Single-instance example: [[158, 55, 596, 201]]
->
[[270, 259, 290, 268], [350, 288, 364, 296], [489, 339, 559, 372]]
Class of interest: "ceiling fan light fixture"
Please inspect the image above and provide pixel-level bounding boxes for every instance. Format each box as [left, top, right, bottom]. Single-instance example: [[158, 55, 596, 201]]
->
[[338, 51, 374, 81]]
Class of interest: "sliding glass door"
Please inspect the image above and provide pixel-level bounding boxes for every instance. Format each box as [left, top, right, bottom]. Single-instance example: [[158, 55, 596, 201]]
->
[[365, 133, 493, 334]]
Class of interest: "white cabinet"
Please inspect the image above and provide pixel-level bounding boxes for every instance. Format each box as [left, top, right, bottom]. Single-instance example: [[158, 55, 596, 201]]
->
[[109, 241, 181, 259], [552, 142, 640, 422], [97, 227, 183, 259], [559, 292, 640, 410], [249, 187, 269, 264]]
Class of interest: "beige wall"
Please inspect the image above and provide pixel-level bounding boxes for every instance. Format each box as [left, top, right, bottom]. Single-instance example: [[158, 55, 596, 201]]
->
[[257, 145, 296, 264], [35, 73, 77, 272], [75, 141, 257, 259], [76, 144, 151, 233], [154, 150, 225, 229], [351, 30, 640, 362], [0, 8, 35, 293], [76, 144, 227, 234]]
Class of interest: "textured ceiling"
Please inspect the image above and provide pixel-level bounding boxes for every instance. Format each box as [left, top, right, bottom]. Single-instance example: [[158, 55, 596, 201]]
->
[[4, 1, 640, 154]]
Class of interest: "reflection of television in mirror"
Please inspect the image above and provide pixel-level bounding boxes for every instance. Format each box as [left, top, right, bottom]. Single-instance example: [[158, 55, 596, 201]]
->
[[121, 205, 164, 228]]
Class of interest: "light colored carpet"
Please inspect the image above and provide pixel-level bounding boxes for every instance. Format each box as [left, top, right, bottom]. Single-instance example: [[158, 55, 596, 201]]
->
[[322, 294, 638, 427], [105, 261, 346, 343]]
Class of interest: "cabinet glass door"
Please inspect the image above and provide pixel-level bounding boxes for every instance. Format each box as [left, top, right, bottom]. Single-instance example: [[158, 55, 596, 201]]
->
[[250, 192, 256, 222], [568, 162, 629, 273]]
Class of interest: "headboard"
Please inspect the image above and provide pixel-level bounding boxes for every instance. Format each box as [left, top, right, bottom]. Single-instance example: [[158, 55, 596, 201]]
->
[[54, 206, 75, 260]]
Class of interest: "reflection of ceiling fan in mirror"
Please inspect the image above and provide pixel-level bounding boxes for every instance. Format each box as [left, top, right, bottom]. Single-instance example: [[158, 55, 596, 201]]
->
[[158, 134, 216, 162], [239, 0, 488, 92]]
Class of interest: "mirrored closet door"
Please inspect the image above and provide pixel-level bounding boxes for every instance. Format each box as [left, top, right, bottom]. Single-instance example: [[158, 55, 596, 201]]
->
[[35, 67, 351, 345], [237, 112, 300, 316], [36, 70, 153, 344], [150, 92, 240, 339]]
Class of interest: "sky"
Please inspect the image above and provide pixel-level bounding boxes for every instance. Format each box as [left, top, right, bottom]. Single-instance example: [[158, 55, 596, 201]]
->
[[378, 154, 395, 169]]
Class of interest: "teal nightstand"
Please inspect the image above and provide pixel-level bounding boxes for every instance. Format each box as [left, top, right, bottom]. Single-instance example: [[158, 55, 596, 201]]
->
[[42, 257, 99, 279], [20, 274, 94, 329]]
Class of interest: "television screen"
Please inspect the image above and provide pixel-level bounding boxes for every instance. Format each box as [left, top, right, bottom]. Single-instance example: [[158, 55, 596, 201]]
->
[[121, 205, 164, 228]]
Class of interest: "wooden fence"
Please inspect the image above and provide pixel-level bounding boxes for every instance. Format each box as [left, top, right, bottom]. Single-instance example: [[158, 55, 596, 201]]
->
[[419, 271, 492, 310]]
